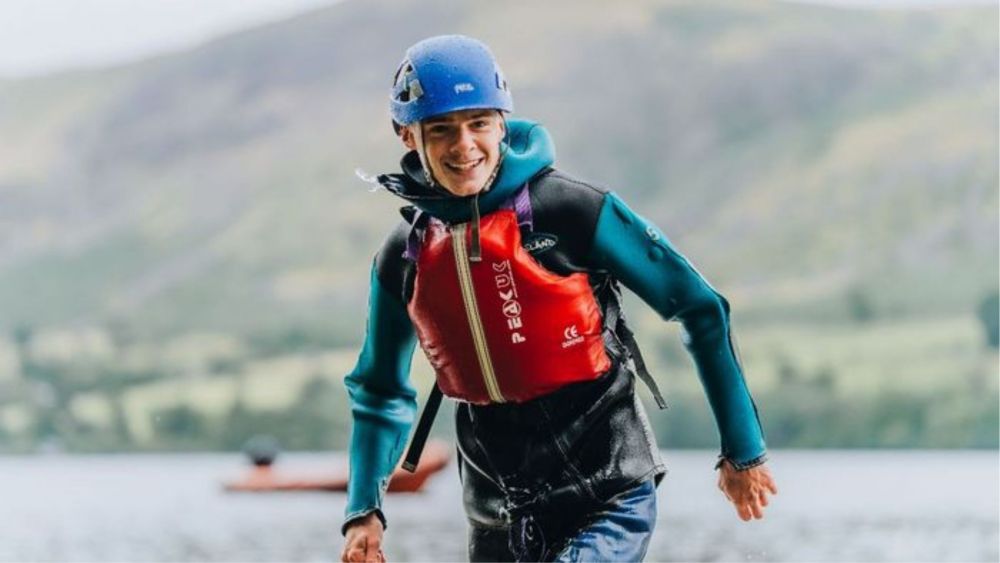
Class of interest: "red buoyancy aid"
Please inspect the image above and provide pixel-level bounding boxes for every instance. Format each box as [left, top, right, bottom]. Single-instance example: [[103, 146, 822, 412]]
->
[[407, 208, 611, 405]]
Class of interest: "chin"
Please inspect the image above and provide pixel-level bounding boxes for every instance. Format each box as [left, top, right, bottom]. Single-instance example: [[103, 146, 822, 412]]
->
[[443, 180, 486, 197]]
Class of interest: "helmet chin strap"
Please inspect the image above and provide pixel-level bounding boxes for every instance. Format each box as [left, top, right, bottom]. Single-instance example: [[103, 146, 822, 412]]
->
[[412, 121, 439, 188]]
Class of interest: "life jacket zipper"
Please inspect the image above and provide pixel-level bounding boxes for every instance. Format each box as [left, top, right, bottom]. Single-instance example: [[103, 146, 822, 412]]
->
[[452, 223, 505, 403]]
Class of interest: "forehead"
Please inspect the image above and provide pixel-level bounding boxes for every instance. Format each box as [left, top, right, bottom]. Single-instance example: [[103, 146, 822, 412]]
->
[[423, 109, 498, 125]]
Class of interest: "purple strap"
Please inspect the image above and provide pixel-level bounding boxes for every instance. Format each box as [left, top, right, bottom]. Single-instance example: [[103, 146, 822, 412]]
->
[[403, 211, 429, 262], [504, 183, 534, 233], [402, 183, 533, 262]]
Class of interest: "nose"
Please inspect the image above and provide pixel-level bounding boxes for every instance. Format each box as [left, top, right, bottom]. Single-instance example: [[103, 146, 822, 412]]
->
[[452, 125, 476, 154]]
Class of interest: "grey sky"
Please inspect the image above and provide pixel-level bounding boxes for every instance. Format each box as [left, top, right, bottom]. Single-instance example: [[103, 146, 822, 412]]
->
[[1, 0, 992, 80], [0, 0, 341, 79]]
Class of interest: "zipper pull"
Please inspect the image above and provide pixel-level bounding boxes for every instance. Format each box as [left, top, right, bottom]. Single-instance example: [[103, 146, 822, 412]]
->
[[469, 194, 482, 262]]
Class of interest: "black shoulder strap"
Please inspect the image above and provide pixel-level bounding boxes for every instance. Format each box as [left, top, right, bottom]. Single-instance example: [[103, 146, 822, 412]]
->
[[402, 383, 443, 472], [602, 289, 667, 410], [617, 315, 667, 409]]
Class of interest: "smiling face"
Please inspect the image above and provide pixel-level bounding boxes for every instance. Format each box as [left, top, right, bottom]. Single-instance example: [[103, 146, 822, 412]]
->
[[400, 109, 505, 197]]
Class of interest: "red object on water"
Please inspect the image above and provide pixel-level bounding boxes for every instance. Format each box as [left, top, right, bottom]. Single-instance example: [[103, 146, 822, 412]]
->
[[223, 440, 451, 493]]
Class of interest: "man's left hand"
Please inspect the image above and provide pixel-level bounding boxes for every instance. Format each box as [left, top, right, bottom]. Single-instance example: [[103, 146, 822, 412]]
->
[[717, 460, 778, 521]]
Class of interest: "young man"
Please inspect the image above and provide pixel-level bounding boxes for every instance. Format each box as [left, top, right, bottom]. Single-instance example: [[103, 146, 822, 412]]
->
[[341, 35, 777, 562]]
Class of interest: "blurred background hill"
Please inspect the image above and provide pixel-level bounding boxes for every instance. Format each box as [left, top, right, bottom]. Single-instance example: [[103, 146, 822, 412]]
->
[[0, 0, 996, 452]]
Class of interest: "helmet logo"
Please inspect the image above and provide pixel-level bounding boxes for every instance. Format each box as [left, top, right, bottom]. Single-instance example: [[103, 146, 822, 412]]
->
[[454, 82, 475, 94], [496, 71, 508, 92]]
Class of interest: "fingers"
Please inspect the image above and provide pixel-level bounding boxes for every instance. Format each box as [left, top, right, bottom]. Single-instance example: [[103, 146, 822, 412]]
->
[[736, 503, 752, 521], [735, 498, 765, 521], [342, 537, 386, 563], [344, 544, 369, 563], [369, 539, 385, 563], [736, 500, 764, 521], [363, 537, 385, 563], [727, 488, 772, 522], [342, 547, 386, 563], [758, 467, 779, 496]]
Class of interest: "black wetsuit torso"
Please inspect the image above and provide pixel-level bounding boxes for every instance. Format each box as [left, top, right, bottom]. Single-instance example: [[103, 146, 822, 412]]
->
[[374, 168, 666, 558]]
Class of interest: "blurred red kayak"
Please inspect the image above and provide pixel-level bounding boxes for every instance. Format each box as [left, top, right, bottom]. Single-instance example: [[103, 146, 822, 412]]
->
[[223, 440, 451, 493]]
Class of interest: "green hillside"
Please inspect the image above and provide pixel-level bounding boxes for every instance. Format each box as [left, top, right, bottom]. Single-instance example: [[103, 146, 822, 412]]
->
[[0, 1, 995, 452], [0, 0, 994, 337]]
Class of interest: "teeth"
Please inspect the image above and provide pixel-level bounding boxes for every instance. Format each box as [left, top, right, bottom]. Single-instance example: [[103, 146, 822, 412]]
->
[[448, 159, 482, 171]]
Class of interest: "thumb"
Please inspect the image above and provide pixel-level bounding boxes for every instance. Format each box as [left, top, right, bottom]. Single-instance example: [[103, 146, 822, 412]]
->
[[349, 534, 370, 563], [363, 535, 373, 559], [366, 535, 387, 562], [718, 482, 733, 502]]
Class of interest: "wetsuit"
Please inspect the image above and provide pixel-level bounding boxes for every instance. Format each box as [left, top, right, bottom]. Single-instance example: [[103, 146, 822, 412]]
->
[[343, 119, 767, 560]]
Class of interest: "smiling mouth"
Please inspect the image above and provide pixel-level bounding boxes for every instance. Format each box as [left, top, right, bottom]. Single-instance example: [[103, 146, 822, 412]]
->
[[444, 157, 484, 174]]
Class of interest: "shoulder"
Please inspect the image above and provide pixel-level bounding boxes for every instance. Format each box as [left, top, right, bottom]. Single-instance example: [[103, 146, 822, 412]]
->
[[528, 168, 609, 232], [529, 168, 609, 213], [373, 217, 412, 296], [524, 168, 612, 272]]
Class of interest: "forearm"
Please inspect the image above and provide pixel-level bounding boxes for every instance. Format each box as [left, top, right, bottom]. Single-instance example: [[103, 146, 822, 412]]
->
[[343, 264, 419, 530], [344, 380, 416, 528], [678, 294, 766, 468]]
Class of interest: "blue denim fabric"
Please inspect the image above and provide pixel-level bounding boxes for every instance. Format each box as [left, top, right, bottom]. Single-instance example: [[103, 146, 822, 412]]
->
[[553, 479, 657, 562], [467, 479, 657, 562]]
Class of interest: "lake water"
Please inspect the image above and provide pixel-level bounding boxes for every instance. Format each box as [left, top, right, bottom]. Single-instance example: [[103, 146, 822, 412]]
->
[[0, 450, 995, 562]]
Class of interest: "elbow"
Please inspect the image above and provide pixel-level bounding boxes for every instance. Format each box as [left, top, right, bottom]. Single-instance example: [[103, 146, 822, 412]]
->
[[351, 397, 418, 427], [678, 289, 731, 347], [345, 372, 417, 402], [344, 364, 418, 414], [347, 379, 418, 427]]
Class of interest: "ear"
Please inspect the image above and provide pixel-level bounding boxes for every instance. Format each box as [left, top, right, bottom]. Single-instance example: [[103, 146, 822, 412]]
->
[[399, 124, 418, 151]]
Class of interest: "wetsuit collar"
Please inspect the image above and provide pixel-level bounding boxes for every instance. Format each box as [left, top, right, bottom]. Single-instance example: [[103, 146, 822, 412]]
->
[[376, 118, 556, 224]]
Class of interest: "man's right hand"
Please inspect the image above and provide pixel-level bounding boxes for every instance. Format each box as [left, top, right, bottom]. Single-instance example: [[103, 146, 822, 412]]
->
[[341, 512, 386, 563]]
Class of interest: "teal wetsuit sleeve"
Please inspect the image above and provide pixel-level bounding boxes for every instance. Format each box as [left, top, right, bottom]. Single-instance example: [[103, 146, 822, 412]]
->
[[591, 192, 767, 469], [343, 262, 418, 531]]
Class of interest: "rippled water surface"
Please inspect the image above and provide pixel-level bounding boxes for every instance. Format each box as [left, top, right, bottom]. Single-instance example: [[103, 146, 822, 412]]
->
[[0, 450, 995, 561]]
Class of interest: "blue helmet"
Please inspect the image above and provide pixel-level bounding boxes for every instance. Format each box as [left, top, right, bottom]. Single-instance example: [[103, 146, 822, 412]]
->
[[391, 35, 513, 128]]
